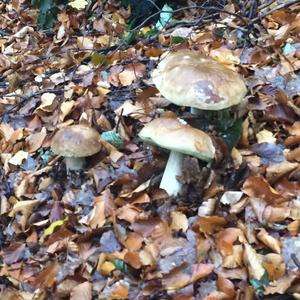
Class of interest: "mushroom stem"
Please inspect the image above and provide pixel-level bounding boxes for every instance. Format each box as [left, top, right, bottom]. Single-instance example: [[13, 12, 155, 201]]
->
[[65, 157, 86, 171], [159, 151, 184, 197]]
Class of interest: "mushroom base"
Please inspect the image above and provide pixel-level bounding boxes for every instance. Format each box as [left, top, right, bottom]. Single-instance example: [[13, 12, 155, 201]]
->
[[65, 157, 86, 171], [160, 151, 184, 197]]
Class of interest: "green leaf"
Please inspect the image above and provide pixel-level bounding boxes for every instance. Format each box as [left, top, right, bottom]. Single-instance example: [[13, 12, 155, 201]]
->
[[111, 259, 129, 273], [91, 52, 107, 67], [32, 0, 58, 29], [101, 131, 124, 148], [283, 43, 296, 56], [219, 118, 243, 150], [38, 149, 55, 166], [111, 259, 140, 278], [250, 272, 269, 297], [171, 36, 187, 44], [155, 4, 173, 30]]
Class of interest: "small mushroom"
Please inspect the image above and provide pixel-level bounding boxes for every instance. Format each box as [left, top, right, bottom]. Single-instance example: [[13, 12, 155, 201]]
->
[[152, 49, 247, 112], [51, 124, 102, 171], [139, 117, 215, 196]]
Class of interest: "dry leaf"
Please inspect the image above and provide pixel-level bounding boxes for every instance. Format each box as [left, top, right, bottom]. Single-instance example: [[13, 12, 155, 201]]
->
[[257, 228, 281, 253], [88, 196, 105, 229], [196, 216, 227, 235], [170, 211, 188, 232], [9, 150, 28, 165], [26, 128, 47, 152], [119, 63, 146, 86], [70, 281, 92, 300], [243, 243, 265, 280]]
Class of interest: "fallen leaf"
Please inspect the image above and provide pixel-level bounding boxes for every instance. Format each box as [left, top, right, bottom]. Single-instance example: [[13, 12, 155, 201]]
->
[[88, 196, 106, 229], [9, 150, 28, 165], [195, 216, 227, 235], [31, 261, 59, 289], [70, 281, 92, 300], [170, 211, 188, 232], [257, 228, 281, 253], [26, 128, 47, 152], [162, 263, 214, 290], [243, 243, 265, 280], [243, 176, 287, 204], [119, 63, 146, 86]]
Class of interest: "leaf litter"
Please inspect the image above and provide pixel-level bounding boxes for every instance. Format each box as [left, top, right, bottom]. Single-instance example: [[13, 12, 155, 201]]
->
[[1, 0, 300, 299]]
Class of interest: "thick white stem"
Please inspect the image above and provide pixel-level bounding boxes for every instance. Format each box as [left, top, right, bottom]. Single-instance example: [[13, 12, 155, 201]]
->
[[159, 151, 184, 197], [65, 157, 86, 171]]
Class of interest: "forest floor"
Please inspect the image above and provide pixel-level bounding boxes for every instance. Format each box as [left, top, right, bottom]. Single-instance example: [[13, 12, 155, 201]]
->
[[1, 0, 300, 299]]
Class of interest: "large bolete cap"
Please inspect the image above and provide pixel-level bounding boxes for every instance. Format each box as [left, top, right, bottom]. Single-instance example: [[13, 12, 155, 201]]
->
[[152, 50, 247, 110], [51, 124, 101, 157], [139, 117, 215, 161]]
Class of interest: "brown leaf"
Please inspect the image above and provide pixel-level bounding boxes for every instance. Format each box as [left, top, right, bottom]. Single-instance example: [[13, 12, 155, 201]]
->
[[262, 253, 285, 281], [162, 263, 214, 291], [88, 196, 105, 229], [119, 63, 146, 86], [216, 228, 244, 256], [243, 176, 287, 204], [217, 276, 236, 298], [195, 216, 227, 235], [31, 261, 59, 289], [25, 129, 47, 153], [2, 243, 26, 265], [70, 281, 92, 300], [257, 228, 281, 254]]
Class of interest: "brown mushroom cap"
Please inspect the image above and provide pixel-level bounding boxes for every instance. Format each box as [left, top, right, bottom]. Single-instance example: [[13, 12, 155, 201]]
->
[[51, 124, 101, 157], [152, 50, 247, 110], [139, 117, 215, 161]]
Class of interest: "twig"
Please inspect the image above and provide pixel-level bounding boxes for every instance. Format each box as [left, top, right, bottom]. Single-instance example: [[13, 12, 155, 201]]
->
[[250, 0, 300, 25], [129, 5, 249, 33], [291, 253, 300, 269], [258, 0, 276, 10]]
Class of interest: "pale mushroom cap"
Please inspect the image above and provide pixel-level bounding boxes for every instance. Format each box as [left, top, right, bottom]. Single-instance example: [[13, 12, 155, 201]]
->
[[139, 117, 215, 161], [152, 50, 247, 110], [51, 124, 101, 157]]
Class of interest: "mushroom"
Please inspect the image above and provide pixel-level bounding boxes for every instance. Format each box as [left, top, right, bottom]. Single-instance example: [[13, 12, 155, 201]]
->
[[139, 117, 215, 196], [51, 124, 102, 171], [151, 49, 247, 114]]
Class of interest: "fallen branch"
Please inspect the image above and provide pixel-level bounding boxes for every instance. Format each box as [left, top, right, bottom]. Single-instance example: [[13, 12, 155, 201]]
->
[[250, 0, 300, 25]]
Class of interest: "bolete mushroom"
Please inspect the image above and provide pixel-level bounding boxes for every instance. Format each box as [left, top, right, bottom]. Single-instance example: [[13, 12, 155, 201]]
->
[[139, 117, 215, 196], [51, 124, 102, 171], [152, 50, 247, 112]]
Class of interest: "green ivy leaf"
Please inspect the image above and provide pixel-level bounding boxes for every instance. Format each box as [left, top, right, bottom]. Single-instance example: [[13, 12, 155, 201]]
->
[[32, 0, 58, 29], [101, 131, 124, 148], [111, 259, 139, 278], [250, 272, 269, 297], [219, 118, 243, 150], [155, 4, 173, 30]]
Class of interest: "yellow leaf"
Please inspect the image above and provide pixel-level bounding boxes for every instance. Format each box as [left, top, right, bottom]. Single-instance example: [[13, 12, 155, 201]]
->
[[43, 217, 68, 239], [69, 0, 87, 10], [100, 261, 116, 276]]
